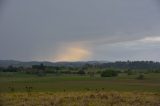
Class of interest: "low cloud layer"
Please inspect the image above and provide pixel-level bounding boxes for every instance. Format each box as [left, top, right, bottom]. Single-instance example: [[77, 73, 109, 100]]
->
[[0, 0, 160, 61]]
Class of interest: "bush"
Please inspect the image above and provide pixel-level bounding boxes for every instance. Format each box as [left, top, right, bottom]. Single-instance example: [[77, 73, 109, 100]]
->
[[37, 70, 46, 77], [88, 71, 95, 77], [125, 69, 134, 75], [77, 70, 85, 75], [137, 74, 144, 80], [101, 69, 118, 77]]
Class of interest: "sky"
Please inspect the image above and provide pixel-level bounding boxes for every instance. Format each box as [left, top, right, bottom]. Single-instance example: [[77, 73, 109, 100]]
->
[[0, 0, 160, 62]]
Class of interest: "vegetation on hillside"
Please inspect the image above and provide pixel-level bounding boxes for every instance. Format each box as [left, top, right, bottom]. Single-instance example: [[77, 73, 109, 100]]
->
[[0, 61, 160, 77]]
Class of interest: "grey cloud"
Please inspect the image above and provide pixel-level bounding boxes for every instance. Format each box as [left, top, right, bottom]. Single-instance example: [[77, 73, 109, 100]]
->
[[0, 0, 160, 61], [93, 39, 160, 61]]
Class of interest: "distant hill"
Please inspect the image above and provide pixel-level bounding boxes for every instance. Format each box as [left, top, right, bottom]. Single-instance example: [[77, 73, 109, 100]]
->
[[1, 60, 160, 70], [0, 60, 108, 68], [0, 60, 21, 67]]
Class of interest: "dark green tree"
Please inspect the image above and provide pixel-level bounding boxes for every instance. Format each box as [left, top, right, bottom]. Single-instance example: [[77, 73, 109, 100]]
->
[[137, 74, 144, 80], [77, 70, 85, 75], [101, 69, 118, 77]]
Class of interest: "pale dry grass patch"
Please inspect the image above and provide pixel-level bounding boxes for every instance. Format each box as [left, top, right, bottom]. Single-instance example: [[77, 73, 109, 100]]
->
[[0, 91, 160, 106]]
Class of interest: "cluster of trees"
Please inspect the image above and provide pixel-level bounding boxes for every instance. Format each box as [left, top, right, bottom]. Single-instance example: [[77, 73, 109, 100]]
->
[[101, 69, 118, 77], [0, 61, 160, 78], [100, 61, 160, 70], [0, 65, 22, 72]]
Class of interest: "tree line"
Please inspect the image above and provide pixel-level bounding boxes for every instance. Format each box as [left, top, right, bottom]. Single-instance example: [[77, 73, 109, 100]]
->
[[0, 61, 160, 77]]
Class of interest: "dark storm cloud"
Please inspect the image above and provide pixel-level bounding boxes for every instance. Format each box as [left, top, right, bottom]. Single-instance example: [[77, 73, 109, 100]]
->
[[0, 0, 160, 61]]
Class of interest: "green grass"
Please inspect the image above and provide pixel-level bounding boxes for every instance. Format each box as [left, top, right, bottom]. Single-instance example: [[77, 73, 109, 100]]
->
[[0, 72, 160, 93]]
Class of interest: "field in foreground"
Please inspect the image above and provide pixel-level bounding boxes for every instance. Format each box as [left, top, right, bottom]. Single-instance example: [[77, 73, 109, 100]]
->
[[0, 72, 160, 92], [0, 72, 160, 106], [1, 91, 160, 106]]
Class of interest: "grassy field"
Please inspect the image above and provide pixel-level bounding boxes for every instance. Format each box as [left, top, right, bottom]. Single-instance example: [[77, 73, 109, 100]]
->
[[0, 72, 160, 106], [1, 91, 160, 106], [0, 72, 160, 93]]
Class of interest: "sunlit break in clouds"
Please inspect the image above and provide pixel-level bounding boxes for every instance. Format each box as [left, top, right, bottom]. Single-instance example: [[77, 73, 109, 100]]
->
[[54, 46, 91, 62]]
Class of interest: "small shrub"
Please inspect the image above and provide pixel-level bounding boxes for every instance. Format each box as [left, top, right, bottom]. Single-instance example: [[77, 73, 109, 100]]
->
[[88, 71, 95, 77], [8, 87, 15, 92], [25, 86, 33, 95], [101, 69, 118, 77], [77, 70, 85, 75], [137, 74, 144, 80], [37, 70, 46, 77]]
